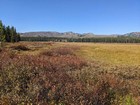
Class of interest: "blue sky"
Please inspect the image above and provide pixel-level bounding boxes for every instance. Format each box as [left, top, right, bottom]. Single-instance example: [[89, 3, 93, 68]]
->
[[0, 0, 140, 34]]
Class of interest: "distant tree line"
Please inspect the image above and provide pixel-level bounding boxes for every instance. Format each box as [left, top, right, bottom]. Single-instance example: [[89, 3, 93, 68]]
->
[[0, 20, 20, 44], [21, 36, 64, 42], [21, 36, 140, 43]]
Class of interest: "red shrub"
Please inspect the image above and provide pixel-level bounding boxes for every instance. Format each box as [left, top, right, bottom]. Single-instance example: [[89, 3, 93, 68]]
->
[[41, 47, 76, 56]]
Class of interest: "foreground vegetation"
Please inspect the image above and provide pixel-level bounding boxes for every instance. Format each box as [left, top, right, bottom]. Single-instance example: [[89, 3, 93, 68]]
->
[[0, 42, 140, 105]]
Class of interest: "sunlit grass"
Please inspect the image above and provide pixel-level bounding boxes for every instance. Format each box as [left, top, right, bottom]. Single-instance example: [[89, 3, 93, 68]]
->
[[75, 43, 140, 66]]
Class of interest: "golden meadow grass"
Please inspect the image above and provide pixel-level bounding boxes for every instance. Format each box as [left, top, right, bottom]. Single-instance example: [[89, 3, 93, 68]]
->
[[73, 43, 140, 66]]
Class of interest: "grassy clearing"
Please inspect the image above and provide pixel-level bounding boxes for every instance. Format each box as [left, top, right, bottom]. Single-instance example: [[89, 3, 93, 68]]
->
[[74, 43, 140, 66], [0, 42, 140, 105]]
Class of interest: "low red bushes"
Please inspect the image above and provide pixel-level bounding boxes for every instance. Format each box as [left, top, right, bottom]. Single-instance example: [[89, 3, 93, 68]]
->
[[41, 46, 77, 56]]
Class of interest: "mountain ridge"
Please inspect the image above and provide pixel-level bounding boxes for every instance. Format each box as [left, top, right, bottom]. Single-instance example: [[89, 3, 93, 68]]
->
[[20, 31, 140, 38]]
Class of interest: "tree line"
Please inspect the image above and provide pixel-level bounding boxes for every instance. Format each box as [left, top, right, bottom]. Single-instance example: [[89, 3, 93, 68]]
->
[[0, 20, 20, 44], [21, 36, 140, 43]]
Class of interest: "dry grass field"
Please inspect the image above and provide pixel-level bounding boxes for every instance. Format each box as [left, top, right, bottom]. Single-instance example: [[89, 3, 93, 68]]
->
[[0, 42, 140, 105], [77, 43, 140, 66]]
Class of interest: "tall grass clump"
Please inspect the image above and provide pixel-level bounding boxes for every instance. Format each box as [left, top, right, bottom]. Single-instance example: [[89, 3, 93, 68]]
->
[[11, 45, 30, 51]]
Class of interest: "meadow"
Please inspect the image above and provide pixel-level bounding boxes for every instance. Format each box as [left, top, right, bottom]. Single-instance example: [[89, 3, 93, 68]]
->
[[0, 42, 140, 105]]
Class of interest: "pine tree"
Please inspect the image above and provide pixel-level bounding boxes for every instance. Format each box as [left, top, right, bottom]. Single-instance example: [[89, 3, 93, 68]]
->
[[10, 26, 15, 43], [0, 20, 3, 33], [5, 26, 11, 42], [0, 20, 4, 47], [16, 33, 20, 42]]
